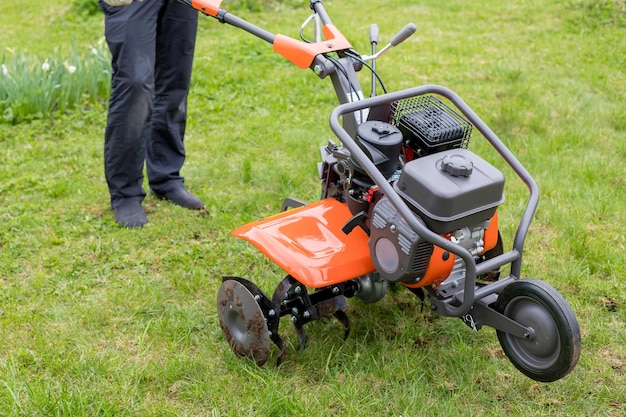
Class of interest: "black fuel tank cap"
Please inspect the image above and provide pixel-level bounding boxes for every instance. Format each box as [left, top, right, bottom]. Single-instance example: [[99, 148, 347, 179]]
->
[[441, 153, 473, 177]]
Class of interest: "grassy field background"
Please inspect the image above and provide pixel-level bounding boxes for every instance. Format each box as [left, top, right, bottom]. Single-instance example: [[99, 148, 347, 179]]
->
[[1, 0, 625, 415]]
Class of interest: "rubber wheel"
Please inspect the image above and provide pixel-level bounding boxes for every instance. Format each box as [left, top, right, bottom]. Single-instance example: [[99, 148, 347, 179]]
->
[[217, 279, 271, 366], [495, 279, 581, 382]]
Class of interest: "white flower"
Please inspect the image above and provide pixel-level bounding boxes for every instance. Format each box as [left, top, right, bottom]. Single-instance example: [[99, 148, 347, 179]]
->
[[1, 64, 8, 76], [63, 61, 77, 74], [42, 59, 50, 72]]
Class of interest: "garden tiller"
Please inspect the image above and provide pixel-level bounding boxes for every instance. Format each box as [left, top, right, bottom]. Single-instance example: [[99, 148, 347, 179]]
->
[[182, 0, 581, 382]]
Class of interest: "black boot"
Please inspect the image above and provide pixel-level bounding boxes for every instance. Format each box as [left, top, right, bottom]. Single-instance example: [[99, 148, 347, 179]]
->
[[152, 187, 204, 210], [113, 199, 147, 228]]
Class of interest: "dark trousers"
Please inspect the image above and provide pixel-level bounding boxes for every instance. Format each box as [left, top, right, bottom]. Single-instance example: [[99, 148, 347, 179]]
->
[[99, 0, 198, 208]]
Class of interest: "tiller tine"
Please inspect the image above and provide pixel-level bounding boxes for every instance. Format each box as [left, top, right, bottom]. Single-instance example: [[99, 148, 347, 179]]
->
[[295, 325, 308, 353], [217, 275, 357, 366], [271, 276, 310, 354], [272, 332, 287, 366], [405, 286, 427, 312], [333, 310, 351, 340], [216, 277, 273, 366], [271, 275, 354, 354]]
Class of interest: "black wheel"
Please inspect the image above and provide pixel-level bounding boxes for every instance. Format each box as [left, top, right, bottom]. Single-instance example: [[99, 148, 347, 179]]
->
[[495, 279, 581, 382], [217, 279, 271, 366]]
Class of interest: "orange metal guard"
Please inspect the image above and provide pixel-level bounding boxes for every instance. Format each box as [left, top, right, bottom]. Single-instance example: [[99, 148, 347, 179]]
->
[[232, 199, 374, 288]]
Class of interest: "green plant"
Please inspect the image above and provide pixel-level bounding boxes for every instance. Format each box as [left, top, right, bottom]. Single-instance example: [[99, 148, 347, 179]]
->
[[0, 42, 110, 124]]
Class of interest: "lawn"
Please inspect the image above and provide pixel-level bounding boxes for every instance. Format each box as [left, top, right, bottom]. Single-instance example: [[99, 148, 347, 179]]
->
[[0, 0, 625, 415]]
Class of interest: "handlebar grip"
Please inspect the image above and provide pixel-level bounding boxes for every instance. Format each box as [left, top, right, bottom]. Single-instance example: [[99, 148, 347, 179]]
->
[[369, 24, 379, 45], [389, 23, 416, 46]]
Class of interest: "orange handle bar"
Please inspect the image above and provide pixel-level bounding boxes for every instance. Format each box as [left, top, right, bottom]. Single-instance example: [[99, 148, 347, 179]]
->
[[273, 24, 352, 69], [186, 0, 353, 70], [190, 0, 222, 17]]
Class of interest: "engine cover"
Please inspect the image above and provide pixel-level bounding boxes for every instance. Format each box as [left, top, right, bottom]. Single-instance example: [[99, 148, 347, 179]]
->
[[369, 197, 433, 282], [394, 148, 505, 234], [369, 149, 505, 284]]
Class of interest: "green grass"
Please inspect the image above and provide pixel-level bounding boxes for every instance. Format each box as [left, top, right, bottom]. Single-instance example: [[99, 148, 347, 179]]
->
[[1, 0, 625, 415]]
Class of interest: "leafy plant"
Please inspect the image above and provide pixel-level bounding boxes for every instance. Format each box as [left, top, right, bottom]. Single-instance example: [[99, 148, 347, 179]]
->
[[0, 42, 111, 124]]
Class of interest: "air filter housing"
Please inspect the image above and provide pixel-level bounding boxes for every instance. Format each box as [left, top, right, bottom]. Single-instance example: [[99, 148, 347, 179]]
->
[[390, 95, 473, 157]]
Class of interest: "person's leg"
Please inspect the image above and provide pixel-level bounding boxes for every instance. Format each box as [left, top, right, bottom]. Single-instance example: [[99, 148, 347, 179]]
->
[[146, 0, 203, 208], [100, 0, 164, 225]]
